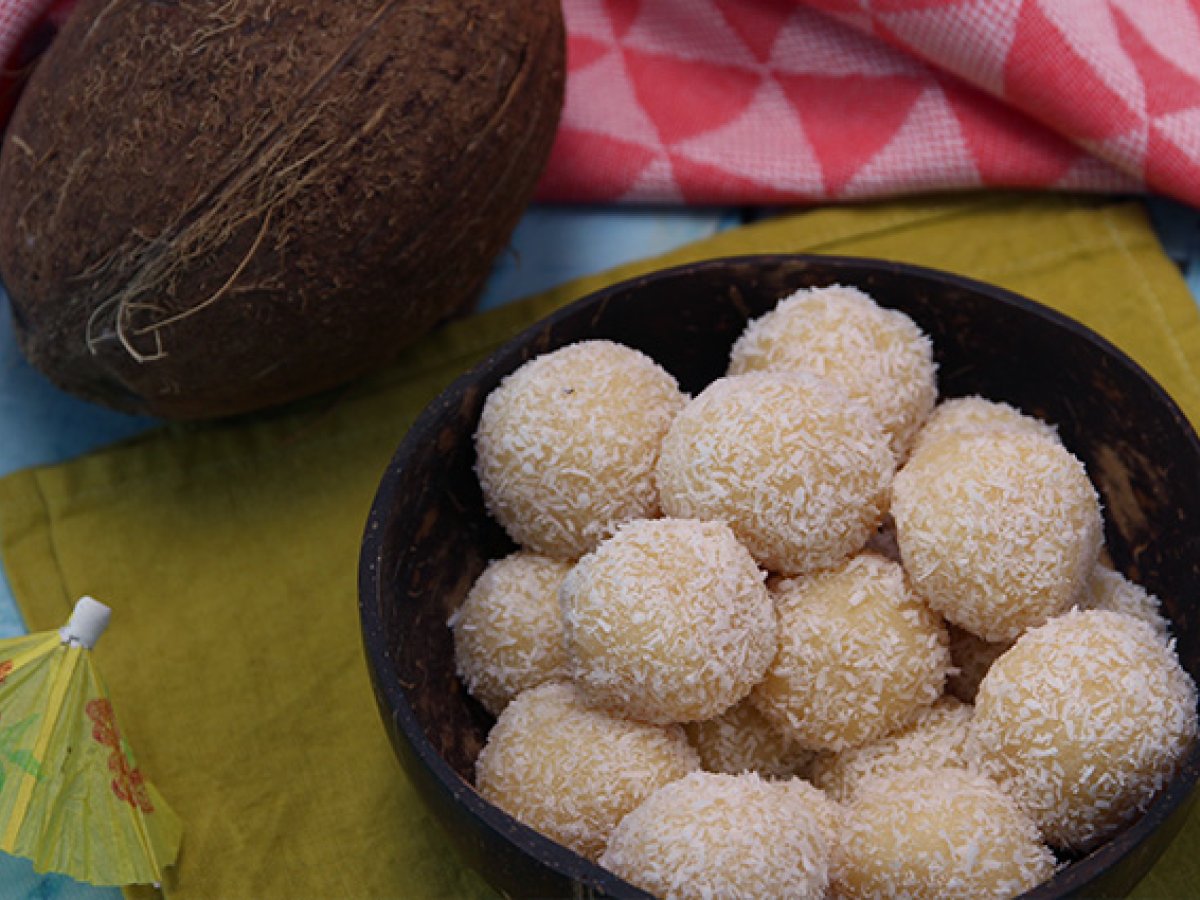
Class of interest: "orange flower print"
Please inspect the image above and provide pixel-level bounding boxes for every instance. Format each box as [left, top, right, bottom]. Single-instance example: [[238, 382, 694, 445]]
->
[[108, 752, 154, 812], [0, 660, 11, 684], [86, 699, 119, 749], [85, 698, 155, 813]]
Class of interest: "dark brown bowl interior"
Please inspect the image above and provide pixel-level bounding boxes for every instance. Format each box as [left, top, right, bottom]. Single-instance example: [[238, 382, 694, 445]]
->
[[360, 255, 1200, 899]]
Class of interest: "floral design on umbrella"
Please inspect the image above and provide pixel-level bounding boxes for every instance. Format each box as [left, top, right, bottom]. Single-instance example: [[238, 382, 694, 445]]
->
[[0, 597, 181, 885]]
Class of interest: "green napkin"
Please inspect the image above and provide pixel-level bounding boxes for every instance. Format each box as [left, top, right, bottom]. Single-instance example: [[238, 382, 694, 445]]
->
[[1, 193, 1197, 899]]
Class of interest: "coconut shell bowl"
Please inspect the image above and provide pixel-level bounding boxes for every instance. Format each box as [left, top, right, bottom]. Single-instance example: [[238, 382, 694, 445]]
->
[[358, 255, 1200, 899]]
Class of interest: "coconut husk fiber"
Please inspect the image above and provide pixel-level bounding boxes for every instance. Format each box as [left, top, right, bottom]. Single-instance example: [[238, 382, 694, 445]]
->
[[0, 0, 564, 419]]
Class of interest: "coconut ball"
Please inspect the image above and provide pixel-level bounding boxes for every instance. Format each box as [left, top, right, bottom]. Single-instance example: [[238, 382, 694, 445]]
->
[[448, 551, 573, 715], [655, 371, 894, 575], [892, 430, 1103, 642], [475, 681, 699, 861], [809, 696, 974, 803], [561, 517, 776, 724], [600, 771, 831, 900], [834, 766, 1056, 899], [750, 553, 950, 751], [684, 696, 816, 780], [728, 284, 936, 458], [474, 340, 686, 558], [910, 395, 1058, 458], [945, 623, 1012, 703], [971, 609, 1198, 851], [1079, 562, 1171, 641]]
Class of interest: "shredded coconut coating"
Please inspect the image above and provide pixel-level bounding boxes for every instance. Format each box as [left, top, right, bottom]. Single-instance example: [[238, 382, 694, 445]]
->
[[561, 518, 776, 724], [892, 430, 1103, 642], [947, 562, 1169, 703], [448, 551, 574, 716], [684, 696, 816, 780], [834, 766, 1056, 899], [1079, 562, 1171, 641], [779, 776, 846, 839], [750, 553, 950, 752], [809, 696, 974, 803], [599, 771, 831, 900], [474, 340, 686, 558], [946, 623, 1012, 703], [656, 372, 894, 575], [728, 284, 937, 459], [970, 609, 1199, 852], [910, 395, 1059, 459], [475, 682, 699, 861]]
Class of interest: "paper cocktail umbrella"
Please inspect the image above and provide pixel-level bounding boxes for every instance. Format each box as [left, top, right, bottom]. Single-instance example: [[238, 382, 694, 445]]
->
[[0, 596, 181, 885]]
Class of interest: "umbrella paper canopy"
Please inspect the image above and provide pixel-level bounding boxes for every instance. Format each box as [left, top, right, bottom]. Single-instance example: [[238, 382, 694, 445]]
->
[[0, 596, 181, 885]]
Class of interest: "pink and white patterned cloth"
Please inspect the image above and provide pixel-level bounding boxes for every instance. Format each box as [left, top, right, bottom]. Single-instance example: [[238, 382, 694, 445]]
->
[[3, 0, 1200, 207]]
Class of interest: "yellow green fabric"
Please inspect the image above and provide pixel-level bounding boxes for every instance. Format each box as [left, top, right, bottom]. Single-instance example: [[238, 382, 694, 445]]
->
[[0, 193, 1197, 899]]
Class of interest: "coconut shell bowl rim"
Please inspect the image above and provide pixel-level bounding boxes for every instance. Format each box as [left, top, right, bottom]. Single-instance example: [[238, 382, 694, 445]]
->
[[359, 253, 1200, 899]]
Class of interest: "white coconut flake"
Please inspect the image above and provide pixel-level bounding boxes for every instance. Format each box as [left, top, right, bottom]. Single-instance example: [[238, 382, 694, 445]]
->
[[561, 517, 776, 725], [970, 609, 1198, 852], [728, 284, 936, 459], [474, 340, 686, 558], [834, 765, 1056, 899], [750, 552, 950, 751], [809, 696, 974, 802], [475, 682, 700, 861], [448, 550, 574, 715], [892, 430, 1103, 642], [600, 771, 832, 899], [656, 371, 894, 576]]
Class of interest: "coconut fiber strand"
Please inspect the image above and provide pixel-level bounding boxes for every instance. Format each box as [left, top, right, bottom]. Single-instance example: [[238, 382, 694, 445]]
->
[[0, 193, 1198, 899]]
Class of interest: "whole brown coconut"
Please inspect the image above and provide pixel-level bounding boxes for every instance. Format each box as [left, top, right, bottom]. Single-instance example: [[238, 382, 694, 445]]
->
[[0, 0, 564, 418]]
